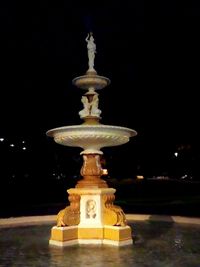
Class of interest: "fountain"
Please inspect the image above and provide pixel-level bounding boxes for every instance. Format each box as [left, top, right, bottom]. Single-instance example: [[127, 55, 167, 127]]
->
[[1, 34, 200, 267], [46, 33, 137, 246]]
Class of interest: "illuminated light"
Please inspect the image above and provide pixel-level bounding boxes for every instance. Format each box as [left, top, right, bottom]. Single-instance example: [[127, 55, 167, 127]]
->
[[22, 141, 26, 144], [174, 152, 178, 157], [22, 147, 26, 150], [0, 138, 4, 142], [10, 144, 15, 147], [102, 169, 108, 175], [137, 175, 144, 180]]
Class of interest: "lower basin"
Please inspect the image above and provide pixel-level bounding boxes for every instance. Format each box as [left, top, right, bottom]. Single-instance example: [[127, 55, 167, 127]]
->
[[0, 215, 200, 267]]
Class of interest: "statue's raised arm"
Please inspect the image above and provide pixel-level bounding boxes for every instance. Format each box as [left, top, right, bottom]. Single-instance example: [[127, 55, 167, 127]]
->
[[85, 33, 90, 42], [85, 32, 96, 72]]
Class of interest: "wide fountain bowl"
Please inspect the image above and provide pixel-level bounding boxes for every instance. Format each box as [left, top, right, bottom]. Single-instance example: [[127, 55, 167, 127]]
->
[[46, 124, 137, 154]]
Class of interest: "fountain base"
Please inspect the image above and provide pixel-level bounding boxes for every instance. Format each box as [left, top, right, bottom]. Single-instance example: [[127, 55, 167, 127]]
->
[[49, 225, 132, 247], [49, 188, 133, 247]]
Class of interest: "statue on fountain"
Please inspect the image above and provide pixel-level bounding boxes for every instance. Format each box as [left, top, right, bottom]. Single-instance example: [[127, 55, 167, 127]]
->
[[79, 94, 101, 119], [85, 32, 96, 72], [90, 94, 101, 117], [79, 96, 90, 118]]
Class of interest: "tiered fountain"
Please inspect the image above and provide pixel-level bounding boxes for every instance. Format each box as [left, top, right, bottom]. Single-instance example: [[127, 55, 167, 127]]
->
[[46, 33, 137, 246]]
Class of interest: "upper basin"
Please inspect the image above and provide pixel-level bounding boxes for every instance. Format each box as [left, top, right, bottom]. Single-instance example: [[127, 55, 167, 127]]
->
[[46, 124, 137, 154], [72, 74, 110, 90]]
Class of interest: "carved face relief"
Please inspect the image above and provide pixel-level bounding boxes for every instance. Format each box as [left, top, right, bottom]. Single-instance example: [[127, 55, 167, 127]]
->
[[86, 199, 96, 219]]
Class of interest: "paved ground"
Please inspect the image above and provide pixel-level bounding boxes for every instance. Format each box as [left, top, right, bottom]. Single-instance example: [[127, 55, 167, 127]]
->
[[1, 214, 200, 228]]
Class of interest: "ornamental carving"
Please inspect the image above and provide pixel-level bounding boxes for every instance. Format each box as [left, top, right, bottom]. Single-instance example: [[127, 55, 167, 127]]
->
[[86, 199, 97, 219], [103, 194, 127, 226], [57, 194, 80, 227]]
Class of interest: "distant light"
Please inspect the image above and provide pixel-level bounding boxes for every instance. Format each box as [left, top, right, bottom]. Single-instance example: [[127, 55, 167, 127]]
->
[[102, 169, 108, 176], [22, 147, 26, 150], [137, 175, 144, 180], [0, 138, 4, 142], [174, 152, 178, 157], [10, 144, 15, 147], [22, 141, 25, 144]]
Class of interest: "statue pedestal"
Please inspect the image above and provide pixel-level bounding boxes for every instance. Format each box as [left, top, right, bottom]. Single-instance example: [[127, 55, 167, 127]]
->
[[49, 188, 133, 247]]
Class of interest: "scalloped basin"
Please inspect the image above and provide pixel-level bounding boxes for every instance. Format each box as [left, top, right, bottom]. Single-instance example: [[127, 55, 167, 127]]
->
[[46, 124, 137, 154]]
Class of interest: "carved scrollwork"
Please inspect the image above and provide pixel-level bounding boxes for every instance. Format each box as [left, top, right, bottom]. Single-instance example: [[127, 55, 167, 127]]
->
[[81, 154, 102, 177], [57, 194, 80, 227], [76, 154, 108, 188], [103, 194, 127, 226]]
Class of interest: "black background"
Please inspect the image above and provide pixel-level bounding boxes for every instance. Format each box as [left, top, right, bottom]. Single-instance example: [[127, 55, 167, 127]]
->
[[0, 1, 200, 216]]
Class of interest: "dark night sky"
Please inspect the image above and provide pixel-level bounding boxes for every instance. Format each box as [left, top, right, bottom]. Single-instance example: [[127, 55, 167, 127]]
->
[[0, 1, 200, 179]]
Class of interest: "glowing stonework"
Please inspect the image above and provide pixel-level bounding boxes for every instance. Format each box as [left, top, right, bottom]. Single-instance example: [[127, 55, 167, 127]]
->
[[49, 188, 133, 246], [79, 93, 101, 119], [47, 34, 137, 246], [47, 125, 135, 155], [85, 32, 96, 72]]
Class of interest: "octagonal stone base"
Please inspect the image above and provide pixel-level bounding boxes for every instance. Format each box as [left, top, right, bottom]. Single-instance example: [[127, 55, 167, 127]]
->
[[49, 188, 133, 247], [49, 225, 133, 247]]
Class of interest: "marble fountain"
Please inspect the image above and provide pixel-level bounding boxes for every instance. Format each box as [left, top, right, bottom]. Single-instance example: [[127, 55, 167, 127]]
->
[[46, 33, 137, 246], [1, 34, 200, 267]]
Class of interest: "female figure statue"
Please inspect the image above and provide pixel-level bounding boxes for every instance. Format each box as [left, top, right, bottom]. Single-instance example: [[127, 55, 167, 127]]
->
[[85, 32, 96, 71]]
